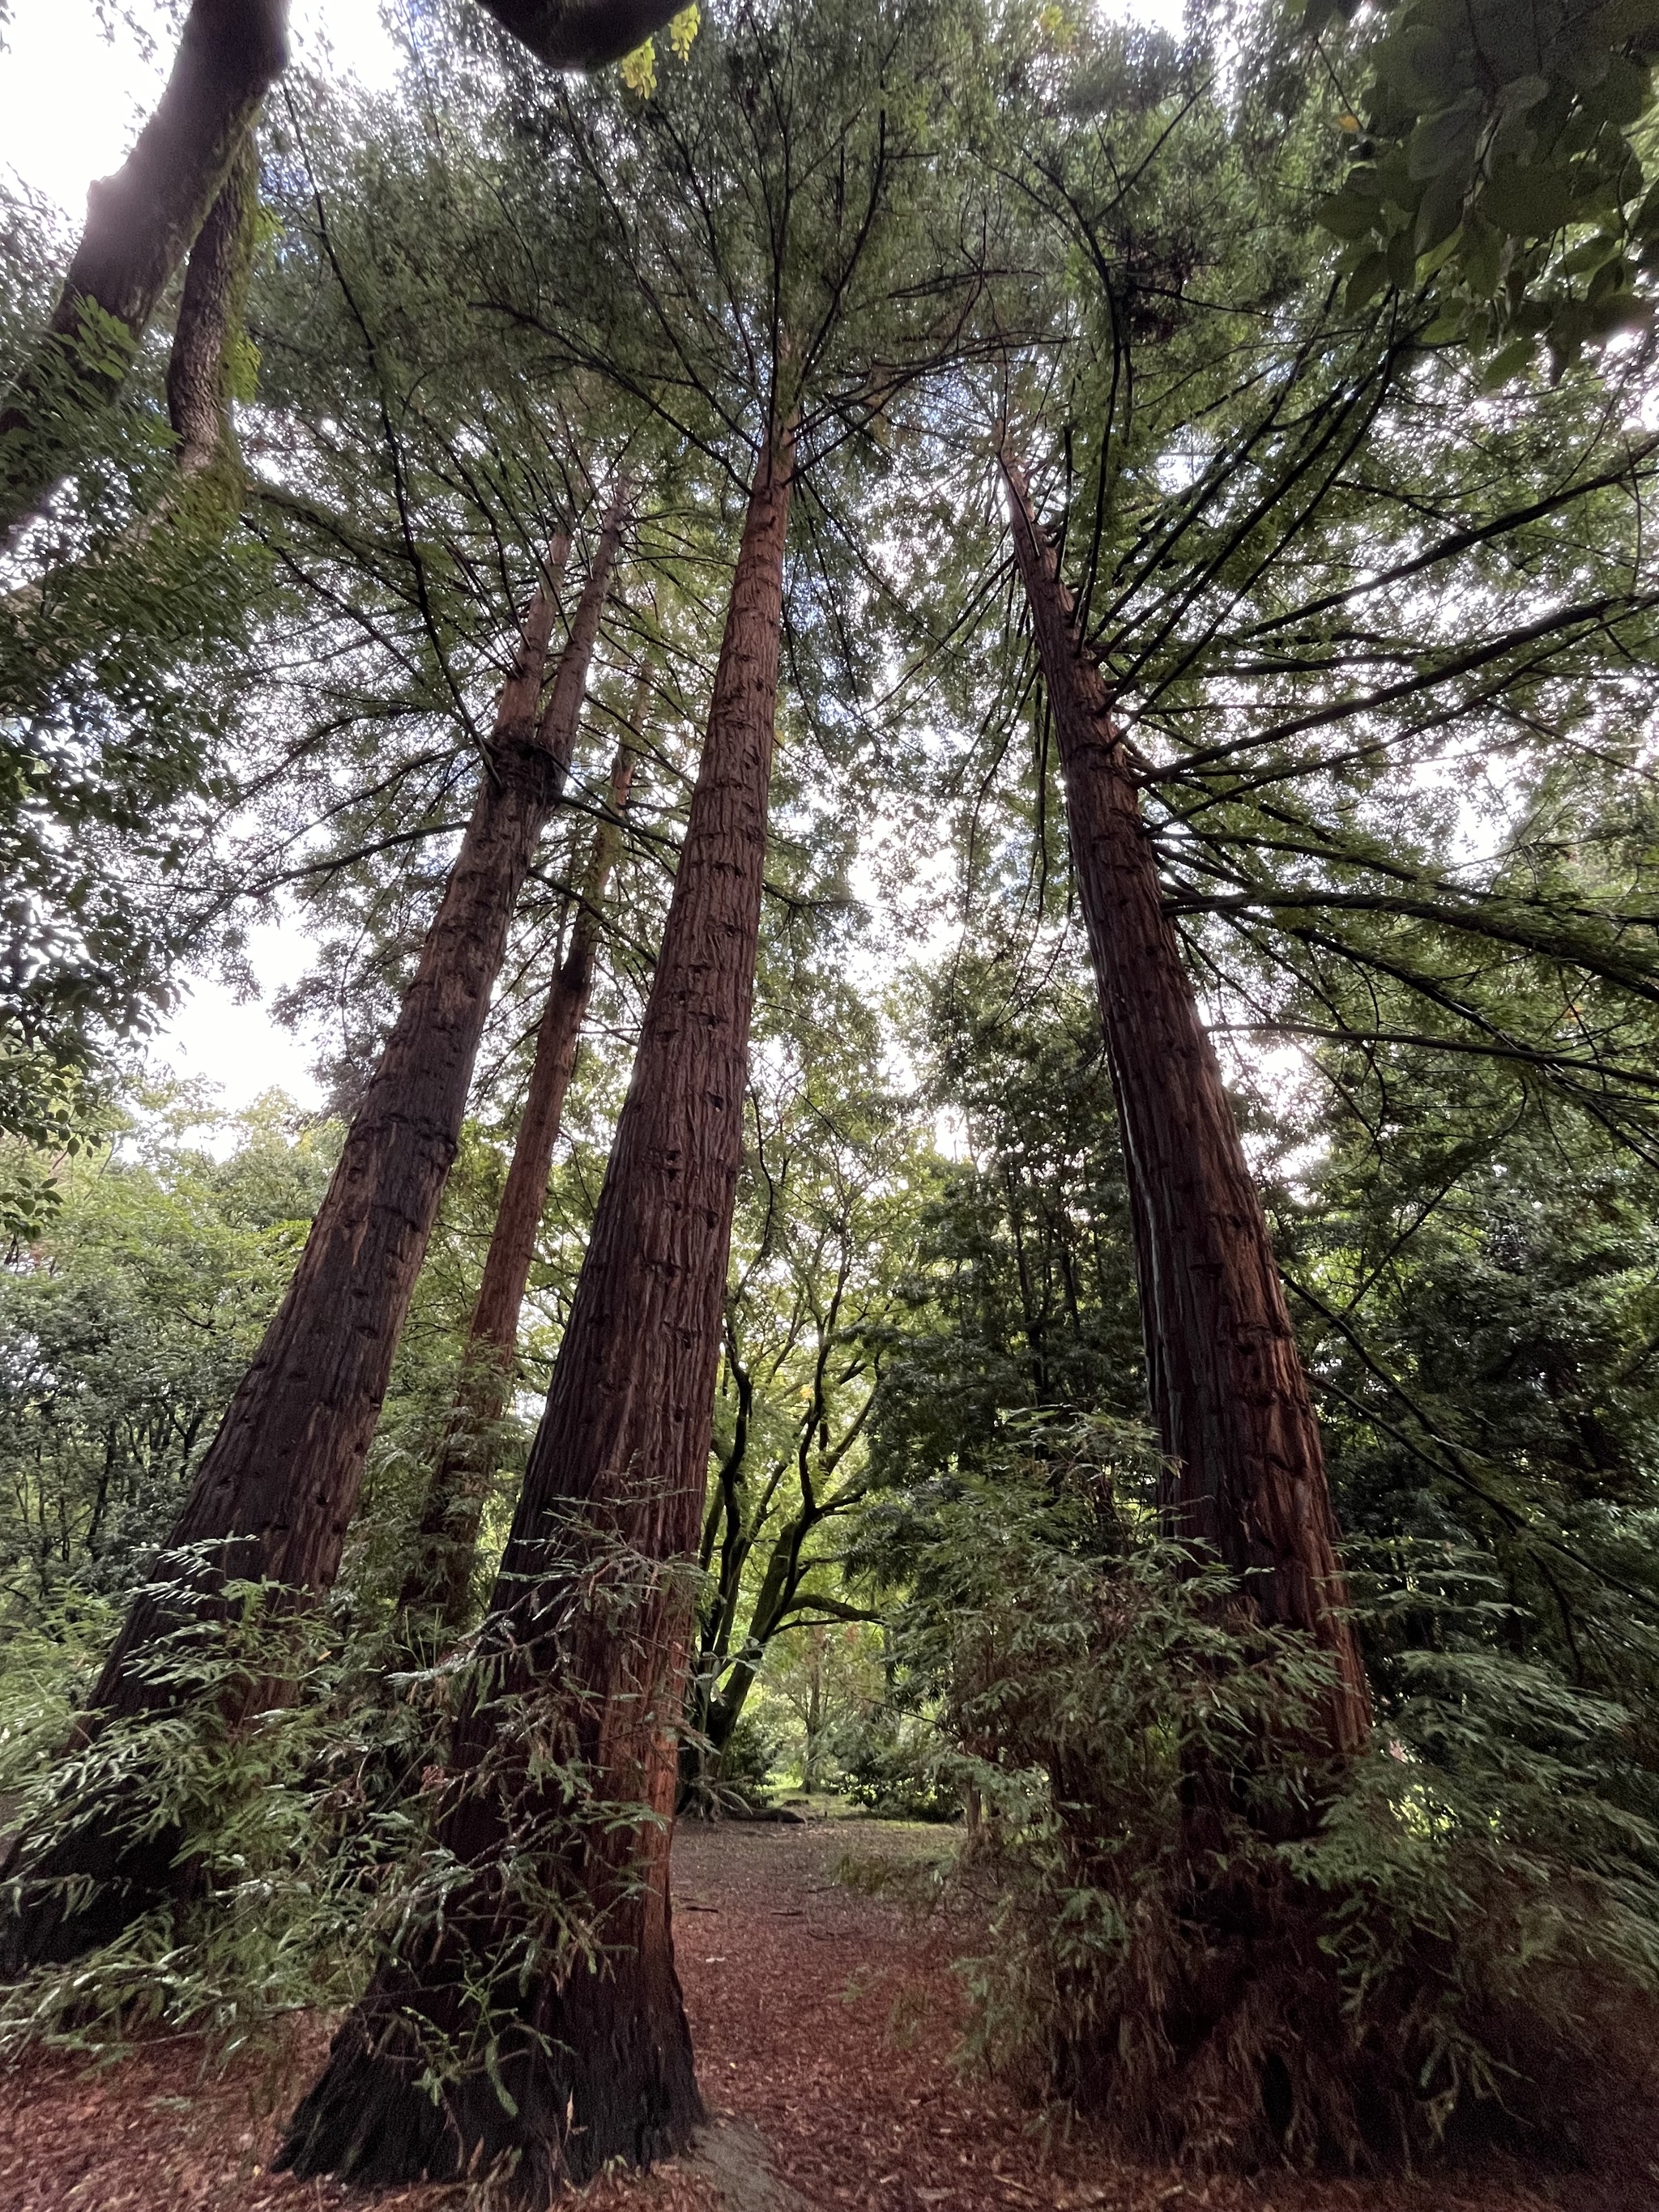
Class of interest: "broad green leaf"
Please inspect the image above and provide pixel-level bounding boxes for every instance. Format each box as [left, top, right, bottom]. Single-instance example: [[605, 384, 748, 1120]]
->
[[1495, 74, 1550, 114], [1346, 249, 1391, 307], [1383, 25, 1458, 109], [1319, 187, 1384, 240], [1408, 104, 1480, 181], [1480, 160, 1575, 235], [1560, 229, 1624, 273], [1415, 166, 1469, 251], [1479, 335, 1535, 384], [1580, 53, 1651, 127]]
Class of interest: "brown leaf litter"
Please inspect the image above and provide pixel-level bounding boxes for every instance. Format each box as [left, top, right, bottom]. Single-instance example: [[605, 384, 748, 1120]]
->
[[0, 1817, 1644, 2212]]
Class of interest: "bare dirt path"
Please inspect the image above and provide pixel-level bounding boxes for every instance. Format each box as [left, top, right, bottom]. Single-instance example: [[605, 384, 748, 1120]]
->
[[0, 1817, 1636, 2212]]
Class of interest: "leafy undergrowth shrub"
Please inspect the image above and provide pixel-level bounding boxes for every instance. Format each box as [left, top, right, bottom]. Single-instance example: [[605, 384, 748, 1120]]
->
[[683, 1709, 790, 1817], [0, 1578, 433, 2063], [911, 1482, 1659, 2177], [0, 1535, 663, 2081], [841, 1711, 961, 1822]]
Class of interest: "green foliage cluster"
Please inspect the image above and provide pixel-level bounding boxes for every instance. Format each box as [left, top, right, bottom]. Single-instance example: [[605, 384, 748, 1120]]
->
[[0, 1558, 668, 2076], [0, 1093, 336, 1635], [1304, 1067, 1659, 1702], [1314, 0, 1659, 370], [0, 1587, 421, 2062], [893, 1443, 1659, 2166], [0, 184, 277, 1101]]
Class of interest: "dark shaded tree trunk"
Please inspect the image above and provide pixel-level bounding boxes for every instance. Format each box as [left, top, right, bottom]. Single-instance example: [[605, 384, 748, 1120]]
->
[[0, 503, 627, 1971], [0, 0, 289, 537], [684, 1279, 877, 1804], [165, 132, 262, 477], [476, 0, 693, 70], [1000, 446, 1371, 1756], [277, 428, 794, 2200], [399, 727, 643, 1636], [0, 0, 705, 536]]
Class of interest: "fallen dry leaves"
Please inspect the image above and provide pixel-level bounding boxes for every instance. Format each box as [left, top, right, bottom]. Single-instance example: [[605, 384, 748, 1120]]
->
[[0, 1818, 1640, 2212]]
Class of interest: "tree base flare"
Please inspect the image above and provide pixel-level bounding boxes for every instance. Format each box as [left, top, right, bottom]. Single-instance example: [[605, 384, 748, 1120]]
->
[[275, 1941, 703, 2198]]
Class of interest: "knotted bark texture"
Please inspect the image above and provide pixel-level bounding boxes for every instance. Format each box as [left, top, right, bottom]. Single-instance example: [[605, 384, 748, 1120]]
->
[[1000, 446, 1371, 1757], [277, 428, 794, 2198]]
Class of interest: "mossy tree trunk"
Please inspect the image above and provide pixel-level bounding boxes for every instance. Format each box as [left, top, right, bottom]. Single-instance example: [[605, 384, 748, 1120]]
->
[[0, 0, 289, 536], [277, 426, 793, 2199], [1000, 445, 1371, 1757], [165, 132, 262, 478]]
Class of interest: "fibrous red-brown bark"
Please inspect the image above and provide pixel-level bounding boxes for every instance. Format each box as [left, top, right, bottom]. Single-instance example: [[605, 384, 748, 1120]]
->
[[1000, 447, 1370, 1756], [277, 429, 794, 2198], [0, 505, 628, 1971], [0, 0, 289, 535], [398, 726, 644, 1636]]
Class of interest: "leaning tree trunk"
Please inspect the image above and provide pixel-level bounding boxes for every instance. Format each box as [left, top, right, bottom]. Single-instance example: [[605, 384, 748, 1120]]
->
[[398, 723, 644, 1637], [0, 503, 627, 1972], [278, 425, 794, 2200], [0, 0, 289, 538], [0, 140, 261, 641], [165, 131, 262, 479], [1000, 446, 1371, 1756], [0, 0, 706, 537]]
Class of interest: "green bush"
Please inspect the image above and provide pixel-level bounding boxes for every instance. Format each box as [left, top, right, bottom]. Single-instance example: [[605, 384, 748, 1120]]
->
[[0, 1538, 669, 2081], [840, 1711, 960, 1822], [719, 1711, 787, 1796], [0, 1576, 430, 2061], [902, 1477, 1659, 2171]]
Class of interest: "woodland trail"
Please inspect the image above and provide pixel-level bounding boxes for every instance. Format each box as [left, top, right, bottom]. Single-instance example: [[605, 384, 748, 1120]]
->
[[0, 1818, 1635, 2212]]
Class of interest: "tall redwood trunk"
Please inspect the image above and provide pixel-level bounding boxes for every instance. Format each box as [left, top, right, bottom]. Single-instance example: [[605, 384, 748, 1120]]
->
[[278, 428, 794, 2198], [0, 503, 627, 1971], [1000, 447, 1370, 1755], [398, 727, 643, 1634]]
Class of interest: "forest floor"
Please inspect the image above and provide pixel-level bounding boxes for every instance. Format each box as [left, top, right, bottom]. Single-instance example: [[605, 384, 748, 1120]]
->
[[0, 1815, 1642, 2212]]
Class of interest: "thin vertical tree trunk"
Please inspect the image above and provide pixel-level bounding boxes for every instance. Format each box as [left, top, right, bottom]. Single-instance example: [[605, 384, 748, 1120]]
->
[[278, 425, 794, 2199], [0, 500, 629, 1972], [399, 722, 644, 1635], [1000, 445, 1370, 1756]]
